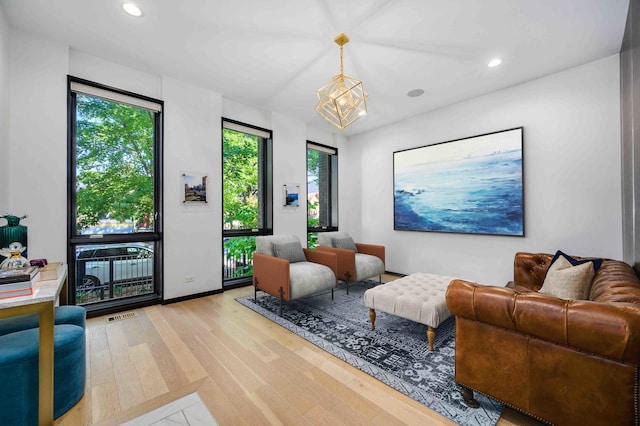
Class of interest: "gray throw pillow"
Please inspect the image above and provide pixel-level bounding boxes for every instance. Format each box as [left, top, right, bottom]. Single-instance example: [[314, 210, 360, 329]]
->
[[272, 241, 307, 263], [333, 236, 358, 252]]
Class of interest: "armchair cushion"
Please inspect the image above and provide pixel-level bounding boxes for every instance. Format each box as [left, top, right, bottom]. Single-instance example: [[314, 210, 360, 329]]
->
[[272, 241, 306, 263], [289, 262, 336, 299], [355, 253, 385, 280], [333, 236, 358, 252]]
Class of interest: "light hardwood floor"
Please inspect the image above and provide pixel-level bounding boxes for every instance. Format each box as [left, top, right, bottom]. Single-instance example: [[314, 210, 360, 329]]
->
[[57, 275, 543, 425]]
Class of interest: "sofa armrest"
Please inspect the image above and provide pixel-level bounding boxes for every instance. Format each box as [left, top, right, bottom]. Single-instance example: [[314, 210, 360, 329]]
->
[[315, 246, 355, 282], [355, 243, 385, 265], [446, 279, 640, 364], [512, 252, 553, 291], [303, 249, 338, 281], [253, 253, 291, 301]]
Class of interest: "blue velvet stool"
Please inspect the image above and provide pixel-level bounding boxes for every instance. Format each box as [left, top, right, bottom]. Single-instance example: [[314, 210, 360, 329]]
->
[[0, 306, 86, 425], [0, 305, 86, 336]]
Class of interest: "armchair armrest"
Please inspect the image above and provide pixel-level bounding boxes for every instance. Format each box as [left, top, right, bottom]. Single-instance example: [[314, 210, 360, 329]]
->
[[303, 249, 338, 281], [315, 246, 355, 282], [446, 279, 640, 363], [355, 243, 385, 265], [253, 253, 292, 301]]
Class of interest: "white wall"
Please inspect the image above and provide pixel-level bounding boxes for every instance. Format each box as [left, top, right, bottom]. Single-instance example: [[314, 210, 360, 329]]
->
[[0, 7, 9, 213], [9, 30, 68, 261], [7, 26, 624, 297], [345, 55, 623, 285], [71, 51, 225, 299], [7, 29, 319, 300], [70, 49, 162, 99], [162, 77, 222, 299], [272, 112, 307, 242], [8, 33, 228, 299]]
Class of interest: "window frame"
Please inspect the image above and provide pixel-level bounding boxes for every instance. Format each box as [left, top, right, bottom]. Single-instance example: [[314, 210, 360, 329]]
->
[[67, 76, 163, 312], [221, 118, 273, 286], [307, 141, 339, 238]]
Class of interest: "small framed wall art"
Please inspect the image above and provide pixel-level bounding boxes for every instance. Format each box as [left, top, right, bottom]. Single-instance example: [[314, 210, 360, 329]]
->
[[182, 172, 208, 204], [283, 184, 300, 207]]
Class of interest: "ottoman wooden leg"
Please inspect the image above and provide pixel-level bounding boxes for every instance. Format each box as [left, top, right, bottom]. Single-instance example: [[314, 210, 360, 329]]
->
[[369, 308, 376, 330], [427, 326, 435, 351]]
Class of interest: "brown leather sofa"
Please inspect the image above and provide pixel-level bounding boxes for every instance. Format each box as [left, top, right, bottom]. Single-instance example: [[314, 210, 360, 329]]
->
[[445, 252, 640, 426]]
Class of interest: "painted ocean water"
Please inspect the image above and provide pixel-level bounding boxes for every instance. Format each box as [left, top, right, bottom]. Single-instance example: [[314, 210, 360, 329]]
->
[[394, 148, 523, 235]]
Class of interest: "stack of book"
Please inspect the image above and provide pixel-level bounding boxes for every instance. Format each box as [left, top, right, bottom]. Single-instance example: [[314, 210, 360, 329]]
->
[[0, 266, 40, 299], [38, 262, 63, 281]]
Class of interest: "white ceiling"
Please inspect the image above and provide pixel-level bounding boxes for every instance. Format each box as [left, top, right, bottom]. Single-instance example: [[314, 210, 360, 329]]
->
[[0, 0, 630, 136]]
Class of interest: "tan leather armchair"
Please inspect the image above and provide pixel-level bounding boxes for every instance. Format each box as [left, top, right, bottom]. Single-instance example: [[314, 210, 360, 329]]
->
[[253, 235, 338, 315], [316, 232, 385, 293]]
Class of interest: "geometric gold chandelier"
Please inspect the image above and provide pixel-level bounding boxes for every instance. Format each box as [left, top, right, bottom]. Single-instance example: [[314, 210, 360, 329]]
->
[[315, 33, 368, 130]]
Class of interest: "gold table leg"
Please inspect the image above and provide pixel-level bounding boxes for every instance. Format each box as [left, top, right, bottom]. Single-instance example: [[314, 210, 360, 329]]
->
[[0, 301, 55, 425], [38, 302, 55, 426]]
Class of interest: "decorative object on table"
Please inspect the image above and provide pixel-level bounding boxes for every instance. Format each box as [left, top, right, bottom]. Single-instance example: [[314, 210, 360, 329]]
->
[[315, 33, 368, 130], [394, 127, 524, 236], [0, 242, 30, 269], [0, 214, 28, 262], [181, 172, 208, 204], [237, 280, 503, 426], [282, 184, 300, 207], [0, 265, 39, 298], [37, 262, 63, 281], [30, 258, 48, 268]]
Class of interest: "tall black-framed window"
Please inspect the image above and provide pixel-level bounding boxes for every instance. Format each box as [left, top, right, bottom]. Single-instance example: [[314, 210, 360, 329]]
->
[[222, 118, 273, 286], [67, 76, 163, 315], [307, 141, 338, 248]]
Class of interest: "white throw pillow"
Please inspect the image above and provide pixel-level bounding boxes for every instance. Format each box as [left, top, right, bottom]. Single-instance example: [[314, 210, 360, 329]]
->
[[539, 256, 595, 300]]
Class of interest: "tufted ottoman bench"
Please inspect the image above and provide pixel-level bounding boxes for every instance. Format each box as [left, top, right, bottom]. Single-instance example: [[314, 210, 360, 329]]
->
[[364, 272, 460, 350]]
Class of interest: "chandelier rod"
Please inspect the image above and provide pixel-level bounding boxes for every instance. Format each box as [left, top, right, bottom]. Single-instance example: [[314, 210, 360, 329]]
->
[[334, 33, 349, 76]]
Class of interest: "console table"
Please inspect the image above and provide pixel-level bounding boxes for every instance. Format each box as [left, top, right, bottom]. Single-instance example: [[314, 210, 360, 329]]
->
[[0, 264, 68, 426]]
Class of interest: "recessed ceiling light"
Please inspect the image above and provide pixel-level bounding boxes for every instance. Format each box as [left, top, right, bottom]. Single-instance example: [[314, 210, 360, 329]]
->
[[488, 58, 502, 67], [407, 89, 424, 98], [123, 2, 143, 17]]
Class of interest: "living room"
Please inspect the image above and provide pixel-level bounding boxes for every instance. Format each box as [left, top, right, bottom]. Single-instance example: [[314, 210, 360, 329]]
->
[[0, 0, 638, 425]]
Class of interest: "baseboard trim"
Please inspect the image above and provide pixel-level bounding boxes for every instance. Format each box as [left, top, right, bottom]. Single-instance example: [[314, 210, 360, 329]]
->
[[162, 288, 223, 305]]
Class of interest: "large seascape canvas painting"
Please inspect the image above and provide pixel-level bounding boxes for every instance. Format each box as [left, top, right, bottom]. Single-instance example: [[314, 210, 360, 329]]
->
[[394, 127, 524, 236]]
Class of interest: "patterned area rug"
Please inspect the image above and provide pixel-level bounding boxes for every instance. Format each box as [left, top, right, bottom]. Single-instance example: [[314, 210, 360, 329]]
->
[[237, 280, 503, 426]]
